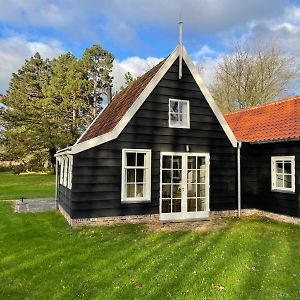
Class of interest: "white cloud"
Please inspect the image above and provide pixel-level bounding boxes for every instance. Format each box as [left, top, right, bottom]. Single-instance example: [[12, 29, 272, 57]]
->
[[112, 56, 164, 92], [190, 45, 222, 86], [0, 0, 289, 44], [0, 37, 64, 94], [242, 5, 300, 55]]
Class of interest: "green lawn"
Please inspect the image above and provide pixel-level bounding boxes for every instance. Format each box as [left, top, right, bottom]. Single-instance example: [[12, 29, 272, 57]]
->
[[0, 171, 55, 200], [0, 202, 299, 299]]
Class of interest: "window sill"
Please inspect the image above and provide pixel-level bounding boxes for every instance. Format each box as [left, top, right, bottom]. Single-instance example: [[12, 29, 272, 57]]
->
[[169, 125, 190, 129], [271, 189, 295, 194], [121, 199, 151, 204]]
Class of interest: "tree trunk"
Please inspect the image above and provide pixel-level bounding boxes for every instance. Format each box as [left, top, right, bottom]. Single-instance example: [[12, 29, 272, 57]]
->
[[49, 147, 57, 173], [93, 74, 97, 117]]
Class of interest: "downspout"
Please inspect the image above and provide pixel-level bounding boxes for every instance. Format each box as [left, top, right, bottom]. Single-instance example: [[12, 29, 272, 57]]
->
[[237, 141, 242, 217]]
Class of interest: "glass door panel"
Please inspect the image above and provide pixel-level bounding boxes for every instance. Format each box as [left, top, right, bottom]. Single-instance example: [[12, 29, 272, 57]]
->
[[161, 153, 209, 219], [187, 155, 206, 212], [161, 155, 183, 213]]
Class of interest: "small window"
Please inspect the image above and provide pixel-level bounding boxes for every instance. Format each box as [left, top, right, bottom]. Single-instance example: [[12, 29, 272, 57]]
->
[[121, 149, 151, 202], [271, 156, 295, 193], [59, 156, 69, 188], [63, 157, 68, 187], [169, 99, 190, 128], [67, 156, 73, 189], [59, 157, 65, 185]]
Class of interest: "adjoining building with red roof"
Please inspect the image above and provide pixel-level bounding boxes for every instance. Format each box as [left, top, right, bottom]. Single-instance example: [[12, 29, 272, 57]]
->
[[55, 43, 299, 226], [225, 96, 300, 143], [224, 96, 300, 218]]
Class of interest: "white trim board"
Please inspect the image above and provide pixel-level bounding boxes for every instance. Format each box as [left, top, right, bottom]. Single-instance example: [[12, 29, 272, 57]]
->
[[182, 47, 237, 147], [56, 45, 237, 156], [74, 103, 108, 145]]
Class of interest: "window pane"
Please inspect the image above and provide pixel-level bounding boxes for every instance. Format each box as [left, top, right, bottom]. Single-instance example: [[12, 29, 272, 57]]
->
[[284, 174, 292, 189], [187, 170, 196, 183], [172, 199, 181, 212], [197, 169, 206, 183], [162, 199, 171, 213], [136, 169, 144, 182], [276, 162, 283, 173], [126, 169, 135, 183], [137, 153, 145, 166], [170, 113, 180, 123], [173, 170, 182, 183], [188, 156, 196, 169], [173, 156, 182, 169], [180, 102, 187, 114], [276, 174, 284, 188], [162, 185, 171, 198], [172, 185, 181, 198], [126, 153, 136, 166], [181, 114, 187, 126], [284, 162, 292, 175], [197, 157, 206, 169], [197, 184, 206, 197], [187, 184, 196, 197], [136, 184, 144, 197], [197, 198, 205, 211], [162, 156, 172, 169], [187, 198, 196, 212], [170, 100, 179, 113], [126, 184, 135, 197], [162, 170, 171, 183]]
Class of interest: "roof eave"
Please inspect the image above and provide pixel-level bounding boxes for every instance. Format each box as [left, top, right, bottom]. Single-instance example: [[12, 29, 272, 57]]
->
[[249, 137, 300, 144]]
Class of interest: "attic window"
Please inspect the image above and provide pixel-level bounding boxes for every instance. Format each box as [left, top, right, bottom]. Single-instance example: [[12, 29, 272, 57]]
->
[[169, 99, 190, 128], [271, 156, 295, 193]]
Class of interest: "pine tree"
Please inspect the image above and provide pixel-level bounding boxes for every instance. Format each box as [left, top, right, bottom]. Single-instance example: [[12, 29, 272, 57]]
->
[[82, 45, 114, 117], [0, 53, 53, 170], [44, 52, 92, 143]]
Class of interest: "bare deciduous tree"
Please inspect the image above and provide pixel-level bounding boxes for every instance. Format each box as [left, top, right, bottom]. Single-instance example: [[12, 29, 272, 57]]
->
[[210, 39, 300, 112]]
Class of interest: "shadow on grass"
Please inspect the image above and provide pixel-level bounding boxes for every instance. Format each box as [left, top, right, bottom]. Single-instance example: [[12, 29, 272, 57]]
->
[[0, 203, 299, 300]]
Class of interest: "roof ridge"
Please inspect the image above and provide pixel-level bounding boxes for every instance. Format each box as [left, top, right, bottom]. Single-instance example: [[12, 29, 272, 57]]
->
[[224, 95, 300, 116]]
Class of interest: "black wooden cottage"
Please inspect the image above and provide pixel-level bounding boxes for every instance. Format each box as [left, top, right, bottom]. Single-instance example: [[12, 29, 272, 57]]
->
[[55, 44, 300, 226]]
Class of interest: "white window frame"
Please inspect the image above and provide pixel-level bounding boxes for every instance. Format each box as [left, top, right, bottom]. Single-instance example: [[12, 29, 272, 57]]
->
[[168, 99, 190, 129], [121, 149, 152, 203], [63, 156, 68, 187], [59, 157, 65, 185], [67, 155, 73, 189], [271, 156, 295, 193]]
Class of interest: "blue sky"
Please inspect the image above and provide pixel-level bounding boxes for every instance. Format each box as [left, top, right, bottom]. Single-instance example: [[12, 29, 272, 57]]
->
[[1, 0, 300, 94]]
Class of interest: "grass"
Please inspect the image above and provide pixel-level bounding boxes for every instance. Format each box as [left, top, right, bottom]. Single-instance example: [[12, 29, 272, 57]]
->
[[0, 171, 55, 200], [0, 202, 299, 299]]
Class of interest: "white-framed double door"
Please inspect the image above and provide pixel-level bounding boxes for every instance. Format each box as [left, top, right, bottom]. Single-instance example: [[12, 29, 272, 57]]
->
[[160, 152, 210, 221]]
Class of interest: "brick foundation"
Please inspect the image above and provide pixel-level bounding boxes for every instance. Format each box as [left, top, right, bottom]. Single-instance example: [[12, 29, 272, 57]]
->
[[58, 205, 159, 227], [58, 205, 300, 227]]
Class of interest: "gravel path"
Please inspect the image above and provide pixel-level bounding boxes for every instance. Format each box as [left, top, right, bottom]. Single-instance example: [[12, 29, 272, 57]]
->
[[14, 198, 56, 213]]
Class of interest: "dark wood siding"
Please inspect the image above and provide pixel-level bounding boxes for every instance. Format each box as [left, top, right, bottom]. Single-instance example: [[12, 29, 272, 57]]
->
[[68, 59, 237, 218], [58, 185, 72, 215], [241, 141, 300, 217]]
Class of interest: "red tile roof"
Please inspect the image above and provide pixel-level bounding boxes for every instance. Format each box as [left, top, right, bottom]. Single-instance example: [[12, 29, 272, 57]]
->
[[78, 59, 166, 143], [224, 96, 300, 142]]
